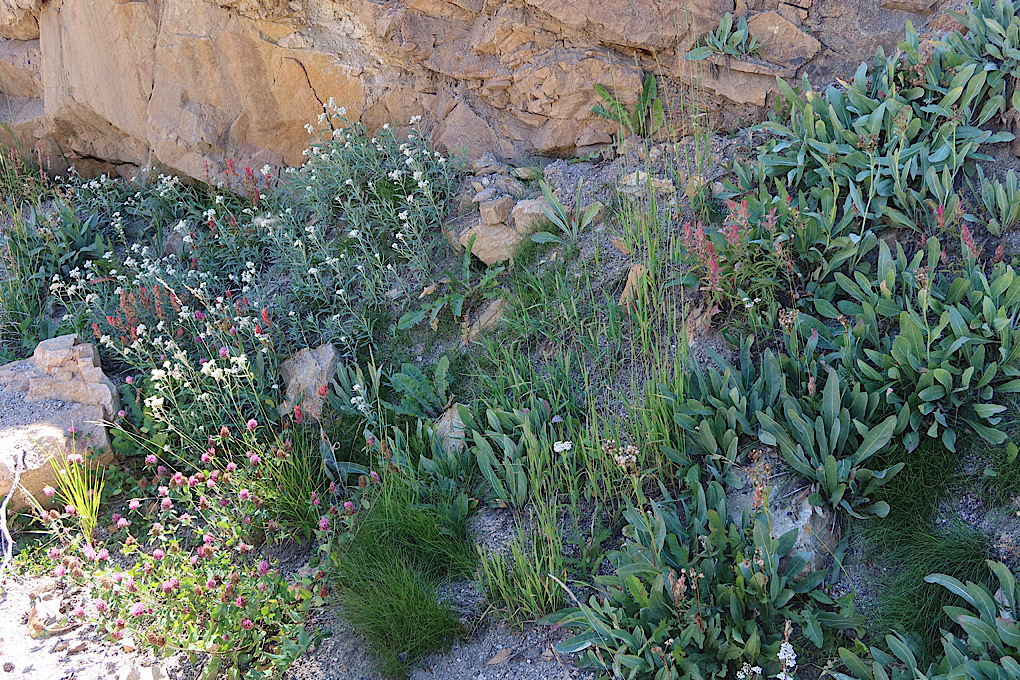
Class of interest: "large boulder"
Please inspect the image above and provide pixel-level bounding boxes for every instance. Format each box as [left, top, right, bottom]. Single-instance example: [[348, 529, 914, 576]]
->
[[0, 335, 119, 512]]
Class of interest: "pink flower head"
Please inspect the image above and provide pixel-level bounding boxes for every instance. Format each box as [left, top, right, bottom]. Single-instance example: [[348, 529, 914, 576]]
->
[[206, 478, 216, 489], [189, 555, 199, 565], [152, 548, 165, 560], [241, 618, 254, 630], [125, 376, 134, 384], [194, 310, 206, 321], [311, 491, 320, 506], [328, 482, 337, 494], [219, 346, 229, 358], [73, 606, 86, 619], [130, 602, 145, 617], [129, 499, 140, 510], [117, 410, 126, 418], [67, 426, 77, 436], [93, 598, 108, 613], [226, 462, 237, 472], [201, 452, 212, 464], [156, 465, 167, 477], [172, 471, 184, 486], [151, 522, 164, 535], [219, 498, 230, 507], [258, 560, 269, 576], [117, 517, 129, 529], [66, 452, 83, 464], [158, 485, 169, 497], [370, 471, 380, 484], [206, 577, 217, 589], [248, 453, 261, 466], [48, 547, 61, 560], [318, 517, 330, 531], [83, 545, 97, 561], [246, 419, 258, 431], [42, 486, 56, 497], [145, 454, 157, 466], [160, 498, 173, 511], [343, 501, 355, 516], [65, 504, 77, 516], [239, 489, 251, 501], [97, 548, 110, 561], [53, 565, 66, 577]]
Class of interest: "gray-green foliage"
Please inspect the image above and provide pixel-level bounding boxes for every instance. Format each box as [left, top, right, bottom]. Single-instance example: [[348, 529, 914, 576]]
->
[[670, 337, 784, 484], [686, 13, 762, 61], [530, 179, 602, 246], [546, 467, 861, 679], [836, 240, 1020, 452], [756, 19, 1014, 234], [832, 561, 1020, 680], [592, 73, 665, 138], [978, 165, 1020, 236], [757, 368, 901, 519]]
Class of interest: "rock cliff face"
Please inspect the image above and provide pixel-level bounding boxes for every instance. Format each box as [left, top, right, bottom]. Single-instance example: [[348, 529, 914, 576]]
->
[[0, 0, 938, 178]]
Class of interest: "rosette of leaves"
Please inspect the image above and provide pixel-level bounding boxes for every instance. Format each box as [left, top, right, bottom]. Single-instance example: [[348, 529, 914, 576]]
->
[[592, 73, 664, 138], [757, 366, 901, 519], [670, 337, 785, 484], [686, 12, 762, 60], [831, 560, 1020, 680], [839, 250, 1020, 452], [545, 467, 862, 679], [459, 399, 565, 508], [756, 19, 1013, 234]]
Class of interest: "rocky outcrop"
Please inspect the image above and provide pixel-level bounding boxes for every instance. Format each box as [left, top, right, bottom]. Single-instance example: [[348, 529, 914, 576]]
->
[[0, 335, 119, 512], [0, 0, 943, 177]]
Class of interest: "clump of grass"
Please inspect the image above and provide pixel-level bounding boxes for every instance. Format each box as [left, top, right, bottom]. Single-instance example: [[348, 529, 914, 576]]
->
[[335, 478, 474, 677], [479, 496, 566, 623], [865, 441, 993, 659]]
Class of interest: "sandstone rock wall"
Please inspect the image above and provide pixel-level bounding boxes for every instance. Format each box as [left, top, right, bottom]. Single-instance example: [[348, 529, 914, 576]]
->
[[0, 0, 939, 178]]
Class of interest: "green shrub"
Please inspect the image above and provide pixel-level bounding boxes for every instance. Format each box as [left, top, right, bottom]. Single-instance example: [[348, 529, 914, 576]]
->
[[836, 243, 1020, 451], [832, 561, 1020, 680], [547, 467, 862, 679], [756, 18, 1014, 235], [686, 12, 762, 60]]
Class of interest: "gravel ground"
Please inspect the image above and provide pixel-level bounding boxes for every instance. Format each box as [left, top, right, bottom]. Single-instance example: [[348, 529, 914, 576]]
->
[[286, 602, 590, 680], [0, 573, 203, 680]]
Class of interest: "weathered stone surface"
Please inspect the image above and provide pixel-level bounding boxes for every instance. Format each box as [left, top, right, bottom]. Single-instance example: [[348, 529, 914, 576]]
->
[[881, 0, 936, 14], [746, 11, 821, 69], [466, 298, 506, 342], [0, 335, 118, 512], [0, 37, 39, 98], [727, 457, 841, 578], [509, 197, 549, 233], [459, 220, 524, 264], [0, 0, 943, 175], [0, 0, 40, 40], [277, 343, 340, 422], [479, 194, 514, 225]]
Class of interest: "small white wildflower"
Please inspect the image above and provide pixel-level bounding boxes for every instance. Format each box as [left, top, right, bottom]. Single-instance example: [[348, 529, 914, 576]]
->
[[553, 441, 573, 453]]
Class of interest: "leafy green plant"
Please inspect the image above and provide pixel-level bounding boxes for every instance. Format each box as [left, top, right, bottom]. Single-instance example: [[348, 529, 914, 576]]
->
[[832, 561, 1020, 680], [593, 73, 665, 138], [978, 165, 1020, 236], [686, 13, 762, 60], [757, 367, 901, 519], [530, 179, 602, 246], [547, 467, 862, 679], [837, 246, 1020, 452], [670, 336, 784, 484], [388, 356, 452, 419], [397, 235, 504, 332], [755, 20, 1013, 235]]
